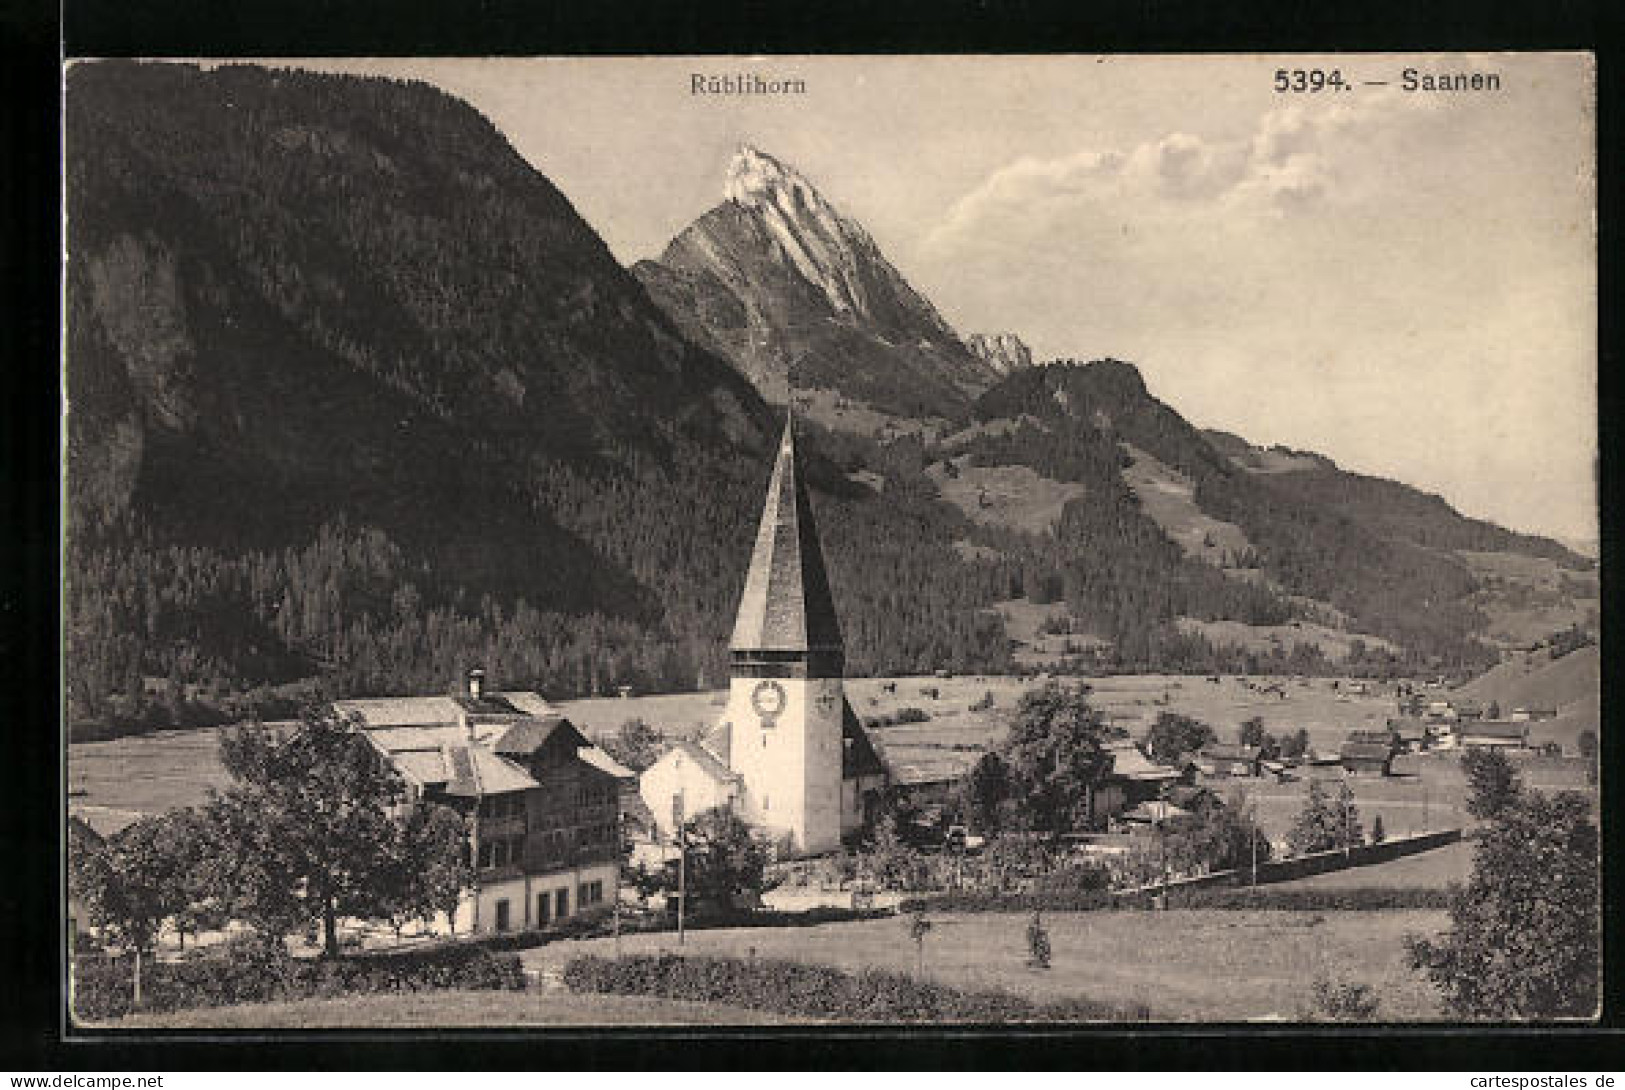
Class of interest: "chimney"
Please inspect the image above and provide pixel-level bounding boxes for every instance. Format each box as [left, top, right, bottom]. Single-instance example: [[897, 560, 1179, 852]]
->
[[467, 667, 486, 702]]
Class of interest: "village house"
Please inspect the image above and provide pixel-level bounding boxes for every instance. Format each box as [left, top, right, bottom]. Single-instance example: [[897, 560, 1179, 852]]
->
[[1458, 720, 1531, 751], [1195, 743, 1261, 779], [1339, 737, 1394, 777], [1510, 706, 1558, 722], [1092, 739, 1186, 826], [637, 416, 892, 854], [338, 671, 632, 936]]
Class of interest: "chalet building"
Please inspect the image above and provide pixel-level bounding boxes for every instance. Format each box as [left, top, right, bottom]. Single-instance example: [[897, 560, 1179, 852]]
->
[[1459, 720, 1531, 750], [339, 674, 632, 936], [638, 416, 890, 854], [1093, 739, 1185, 825], [1510, 706, 1558, 722], [1339, 739, 1394, 776], [1195, 743, 1261, 779]]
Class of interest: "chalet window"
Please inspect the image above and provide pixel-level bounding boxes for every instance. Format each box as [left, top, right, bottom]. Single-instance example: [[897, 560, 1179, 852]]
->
[[555, 888, 569, 918], [494, 899, 510, 933]]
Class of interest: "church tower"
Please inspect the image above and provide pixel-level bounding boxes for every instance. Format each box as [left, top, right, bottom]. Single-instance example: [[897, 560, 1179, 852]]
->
[[722, 414, 846, 855]]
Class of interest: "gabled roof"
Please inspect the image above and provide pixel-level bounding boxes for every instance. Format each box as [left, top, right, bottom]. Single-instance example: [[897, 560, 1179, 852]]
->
[[1105, 741, 1182, 781], [442, 744, 538, 797], [1200, 744, 1261, 762], [578, 746, 636, 780], [729, 416, 843, 655], [668, 740, 743, 785], [841, 699, 888, 779], [337, 691, 551, 727], [1340, 741, 1393, 762], [701, 719, 733, 766], [1461, 721, 1529, 740], [492, 715, 589, 757]]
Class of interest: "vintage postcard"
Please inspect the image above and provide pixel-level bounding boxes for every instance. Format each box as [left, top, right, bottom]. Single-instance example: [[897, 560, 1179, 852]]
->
[[62, 53, 1598, 1029]]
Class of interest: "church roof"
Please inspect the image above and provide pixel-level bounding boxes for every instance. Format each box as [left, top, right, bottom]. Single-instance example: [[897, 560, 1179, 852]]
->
[[730, 416, 843, 654]]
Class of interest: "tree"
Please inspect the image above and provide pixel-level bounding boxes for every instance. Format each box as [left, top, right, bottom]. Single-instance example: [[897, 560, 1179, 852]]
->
[[210, 704, 428, 957], [376, 803, 472, 939], [1370, 813, 1386, 844], [1461, 747, 1521, 821], [1407, 789, 1599, 1018], [998, 683, 1116, 835], [1576, 730, 1597, 762], [1237, 717, 1266, 749], [1278, 727, 1311, 760], [955, 751, 1011, 833], [1144, 711, 1216, 765], [70, 815, 189, 1008], [1026, 910, 1052, 970], [862, 812, 915, 890], [1164, 788, 1271, 875], [664, 806, 778, 912], [600, 718, 666, 773], [1287, 779, 1361, 855], [909, 912, 933, 977]]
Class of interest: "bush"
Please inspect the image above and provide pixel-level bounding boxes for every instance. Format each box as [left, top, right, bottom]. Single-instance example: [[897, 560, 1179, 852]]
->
[[71, 941, 524, 1022], [898, 890, 1116, 914], [1034, 863, 1111, 895], [897, 884, 1450, 914], [1306, 973, 1382, 1021], [1165, 886, 1451, 911], [894, 707, 931, 724], [563, 953, 1149, 1022]]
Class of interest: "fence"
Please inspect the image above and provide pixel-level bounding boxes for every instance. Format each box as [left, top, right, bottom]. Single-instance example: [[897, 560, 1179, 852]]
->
[[1110, 827, 1463, 899]]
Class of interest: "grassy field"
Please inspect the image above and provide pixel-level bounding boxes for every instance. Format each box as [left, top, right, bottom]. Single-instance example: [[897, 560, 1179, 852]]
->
[[519, 909, 1452, 1022], [68, 672, 1596, 844], [93, 989, 804, 1028]]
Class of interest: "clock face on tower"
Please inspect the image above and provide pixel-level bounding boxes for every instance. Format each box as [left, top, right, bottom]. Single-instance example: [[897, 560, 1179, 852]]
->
[[751, 680, 787, 725]]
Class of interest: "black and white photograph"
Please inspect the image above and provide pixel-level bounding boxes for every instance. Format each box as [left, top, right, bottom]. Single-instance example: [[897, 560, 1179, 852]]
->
[[59, 52, 1599, 1031]]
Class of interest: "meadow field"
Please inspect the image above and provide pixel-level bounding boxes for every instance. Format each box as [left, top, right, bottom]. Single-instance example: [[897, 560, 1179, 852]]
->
[[95, 989, 804, 1028], [68, 672, 1595, 848], [515, 908, 1452, 1022]]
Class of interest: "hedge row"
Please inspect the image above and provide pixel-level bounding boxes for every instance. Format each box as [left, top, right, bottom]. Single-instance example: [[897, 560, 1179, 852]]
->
[[72, 940, 524, 1022], [563, 953, 1150, 1023], [468, 904, 896, 955], [1162, 886, 1453, 911], [899, 885, 1451, 913], [898, 890, 1117, 913]]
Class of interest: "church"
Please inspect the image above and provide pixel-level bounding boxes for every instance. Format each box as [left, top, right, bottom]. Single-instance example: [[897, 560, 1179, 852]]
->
[[638, 415, 888, 855]]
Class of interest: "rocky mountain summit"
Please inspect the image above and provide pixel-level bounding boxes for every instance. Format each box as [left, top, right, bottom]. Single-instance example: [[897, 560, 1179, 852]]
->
[[966, 333, 1034, 375], [634, 146, 998, 421]]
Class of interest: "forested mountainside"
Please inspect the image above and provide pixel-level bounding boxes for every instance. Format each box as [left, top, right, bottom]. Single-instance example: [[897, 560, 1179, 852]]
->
[[64, 62, 1593, 740], [1202, 429, 1588, 563], [63, 62, 1011, 735]]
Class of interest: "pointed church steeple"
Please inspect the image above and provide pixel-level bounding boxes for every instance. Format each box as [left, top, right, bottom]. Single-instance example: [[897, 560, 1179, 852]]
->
[[729, 414, 844, 675]]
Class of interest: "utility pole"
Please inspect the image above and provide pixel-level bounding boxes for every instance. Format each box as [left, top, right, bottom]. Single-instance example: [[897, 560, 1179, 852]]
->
[[613, 811, 624, 958], [1250, 812, 1259, 887], [669, 794, 689, 949]]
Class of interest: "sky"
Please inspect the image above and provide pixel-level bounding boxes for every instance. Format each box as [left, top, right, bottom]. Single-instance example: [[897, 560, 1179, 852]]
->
[[296, 55, 1596, 543]]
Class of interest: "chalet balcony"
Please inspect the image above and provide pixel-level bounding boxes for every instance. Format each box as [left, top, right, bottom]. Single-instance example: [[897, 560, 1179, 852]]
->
[[479, 814, 528, 840]]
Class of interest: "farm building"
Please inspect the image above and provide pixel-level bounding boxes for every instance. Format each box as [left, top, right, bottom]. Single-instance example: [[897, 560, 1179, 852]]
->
[[1390, 720, 1429, 752], [1195, 743, 1261, 779], [338, 673, 631, 936], [1339, 740, 1393, 776], [1092, 740, 1187, 825], [1510, 706, 1558, 722], [1459, 721, 1531, 750]]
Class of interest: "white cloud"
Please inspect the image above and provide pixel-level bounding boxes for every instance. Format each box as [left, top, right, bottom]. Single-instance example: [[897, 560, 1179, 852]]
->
[[916, 81, 1595, 540]]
